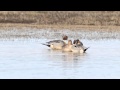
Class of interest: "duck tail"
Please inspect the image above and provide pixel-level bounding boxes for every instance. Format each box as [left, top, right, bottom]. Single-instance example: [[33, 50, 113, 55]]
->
[[41, 43, 50, 47], [84, 47, 90, 52]]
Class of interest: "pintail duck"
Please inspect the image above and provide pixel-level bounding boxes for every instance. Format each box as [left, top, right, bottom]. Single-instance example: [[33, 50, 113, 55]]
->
[[62, 40, 73, 52], [72, 39, 89, 53], [71, 44, 89, 53], [41, 35, 68, 50], [73, 39, 83, 46]]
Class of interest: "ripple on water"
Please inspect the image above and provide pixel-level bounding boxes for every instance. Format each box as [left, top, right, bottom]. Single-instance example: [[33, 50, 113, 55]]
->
[[0, 39, 120, 78]]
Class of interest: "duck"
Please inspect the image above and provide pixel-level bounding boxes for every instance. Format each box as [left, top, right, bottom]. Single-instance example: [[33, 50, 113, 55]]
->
[[41, 35, 68, 50], [71, 44, 89, 53], [72, 39, 89, 53], [74, 39, 88, 49], [62, 39, 89, 53], [62, 40, 73, 52], [73, 39, 83, 46]]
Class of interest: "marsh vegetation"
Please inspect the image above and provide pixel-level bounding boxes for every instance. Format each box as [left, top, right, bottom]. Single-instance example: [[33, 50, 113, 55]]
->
[[0, 11, 120, 26]]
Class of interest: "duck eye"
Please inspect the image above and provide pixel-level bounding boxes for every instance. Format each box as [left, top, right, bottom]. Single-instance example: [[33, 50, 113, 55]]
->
[[75, 46, 76, 47]]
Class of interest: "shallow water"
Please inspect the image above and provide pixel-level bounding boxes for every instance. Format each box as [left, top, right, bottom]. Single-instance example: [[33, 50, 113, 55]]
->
[[1, 28, 120, 40], [0, 39, 120, 79]]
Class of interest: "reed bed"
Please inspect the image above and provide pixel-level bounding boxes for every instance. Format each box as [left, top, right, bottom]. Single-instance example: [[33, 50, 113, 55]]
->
[[0, 11, 120, 26]]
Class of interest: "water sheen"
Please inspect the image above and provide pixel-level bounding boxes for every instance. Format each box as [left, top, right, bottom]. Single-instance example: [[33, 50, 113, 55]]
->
[[0, 39, 120, 79]]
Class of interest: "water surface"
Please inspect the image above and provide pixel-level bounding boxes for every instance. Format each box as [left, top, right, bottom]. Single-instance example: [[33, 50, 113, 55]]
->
[[0, 39, 120, 79]]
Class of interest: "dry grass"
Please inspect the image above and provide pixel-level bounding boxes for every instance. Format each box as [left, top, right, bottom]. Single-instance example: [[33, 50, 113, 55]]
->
[[1, 23, 120, 31], [0, 11, 120, 26]]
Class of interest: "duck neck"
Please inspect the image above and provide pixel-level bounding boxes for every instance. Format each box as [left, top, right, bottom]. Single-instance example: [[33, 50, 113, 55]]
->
[[63, 40, 67, 44]]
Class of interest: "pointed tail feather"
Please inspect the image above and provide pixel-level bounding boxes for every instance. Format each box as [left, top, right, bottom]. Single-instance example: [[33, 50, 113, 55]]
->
[[41, 43, 50, 47], [84, 47, 90, 52]]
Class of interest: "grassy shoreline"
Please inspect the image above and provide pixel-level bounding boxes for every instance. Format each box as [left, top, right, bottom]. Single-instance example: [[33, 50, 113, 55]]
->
[[0, 11, 120, 31], [0, 23, 120, 31], [0, 11, 120, 26]]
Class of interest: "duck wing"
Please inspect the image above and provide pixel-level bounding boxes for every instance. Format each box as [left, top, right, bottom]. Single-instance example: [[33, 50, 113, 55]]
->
[[46, 40, 64, 44]]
